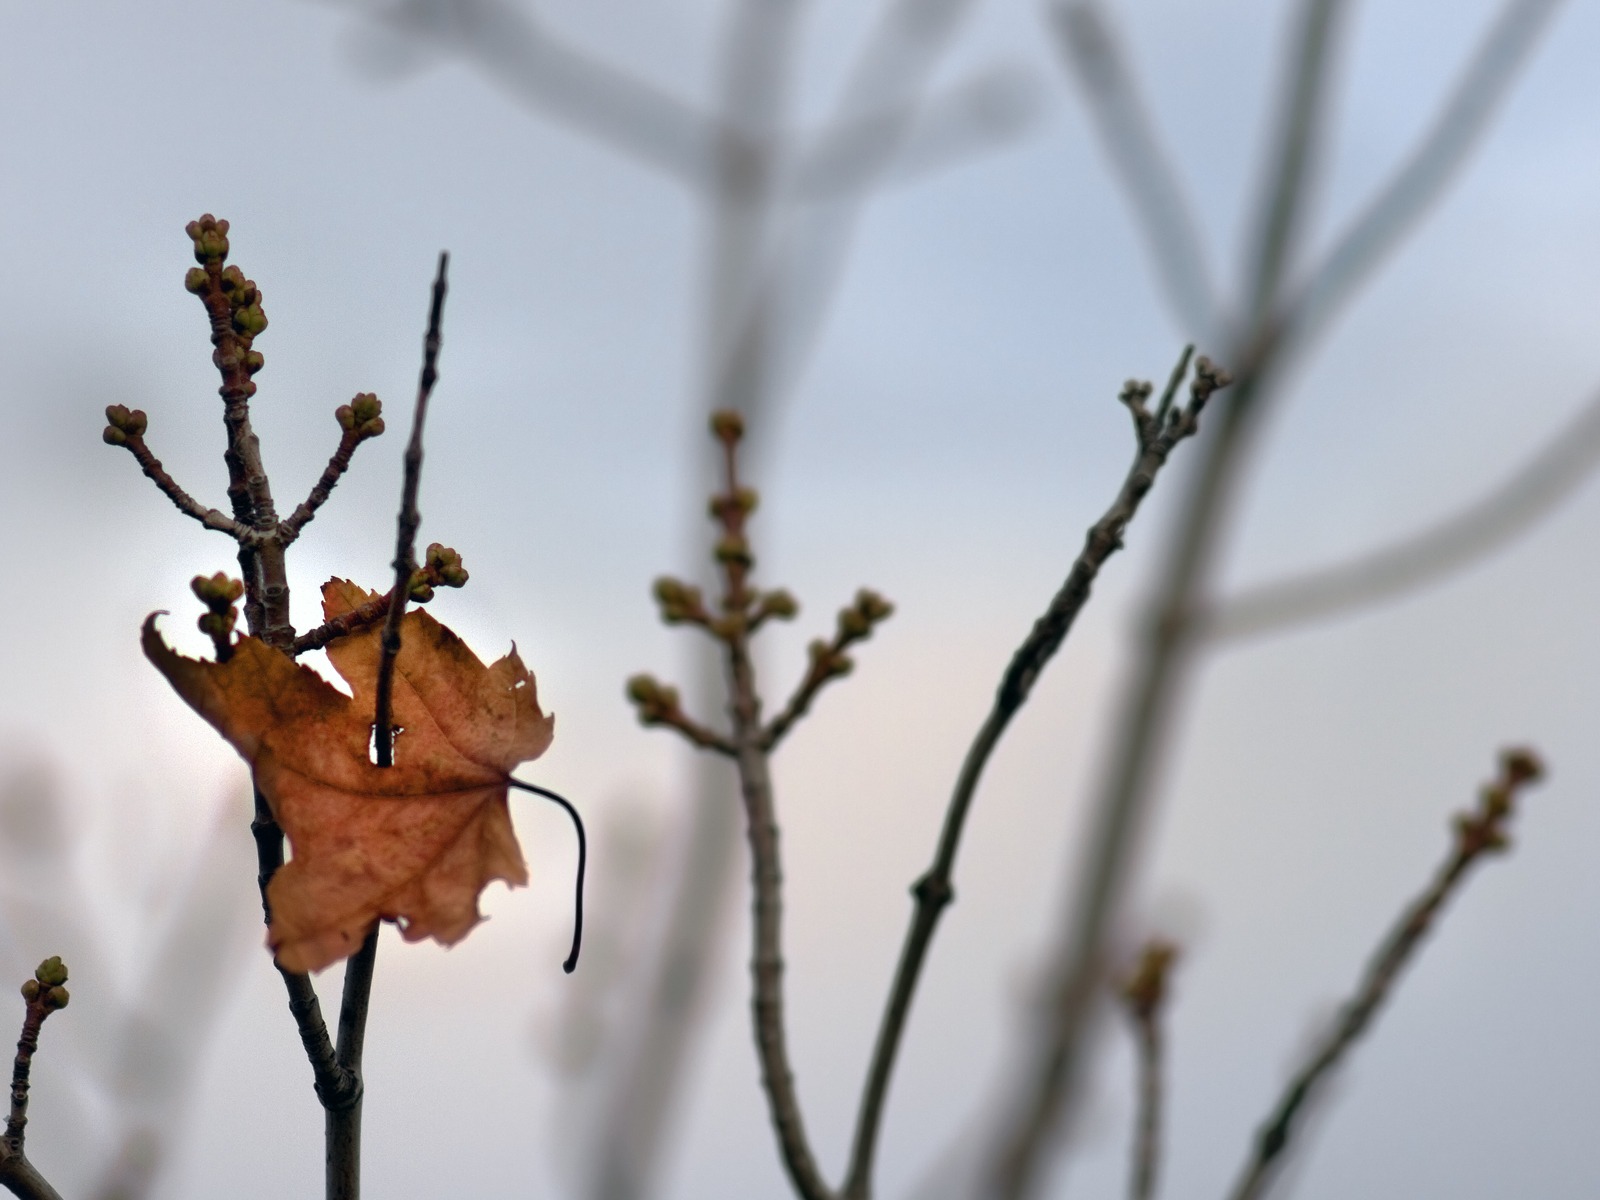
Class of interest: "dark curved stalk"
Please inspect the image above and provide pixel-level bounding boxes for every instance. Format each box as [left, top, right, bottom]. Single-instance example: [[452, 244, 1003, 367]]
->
[[509, 779, 589, 974]]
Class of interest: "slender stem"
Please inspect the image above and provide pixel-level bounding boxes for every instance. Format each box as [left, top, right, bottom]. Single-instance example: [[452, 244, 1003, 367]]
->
[[326, 927, 378, 1200], [0, 976, 66, 1200], [843, 351, 1220, 1200], [294, 591, 397, 656], [1117, 941, 1177, 1200], [118, 432, 250, 538], [1227, 751, 1542, 1200], [282, 430, 364, 544], [324, 252, 449, 1200], [374, 252, 449, 767], [1127, 1015, 1163, 1200], [250, 797, 358, 1111], [983, 364, 1261, 1200]]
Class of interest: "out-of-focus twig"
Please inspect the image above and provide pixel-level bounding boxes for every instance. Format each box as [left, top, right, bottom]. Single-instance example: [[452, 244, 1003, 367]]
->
[[1202, 383, 1600, 643], [1049, 3, 1218, 339], [1228, 749, 1543, 1200], [979, 2, 1561, 1192], [1118, 941, 1177, 1200], [1288, 0, 1566, 340]]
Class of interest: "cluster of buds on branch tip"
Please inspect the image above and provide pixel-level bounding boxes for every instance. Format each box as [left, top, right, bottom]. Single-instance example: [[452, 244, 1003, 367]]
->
[[20, 957, 69, 1012], [337, 392, 386, 441], [101, 403, 148, 446], [192, 572, 245, 661], [410, 543, 469, 603]]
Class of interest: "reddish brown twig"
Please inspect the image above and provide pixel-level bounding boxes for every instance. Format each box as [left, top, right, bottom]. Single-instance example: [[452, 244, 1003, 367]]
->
[[0, 959, 70, 1200], [281, 394, 386, 544], [1227, 748, 1544, 1200], [625, 675, 736, 756]]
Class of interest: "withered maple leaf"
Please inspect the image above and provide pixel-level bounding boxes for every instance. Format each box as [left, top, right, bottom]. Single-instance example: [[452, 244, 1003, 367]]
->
[[143, 579, 554, 974]]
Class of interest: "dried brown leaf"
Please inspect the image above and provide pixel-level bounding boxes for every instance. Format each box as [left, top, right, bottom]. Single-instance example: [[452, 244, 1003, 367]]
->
[[143, 579, 554, 973]]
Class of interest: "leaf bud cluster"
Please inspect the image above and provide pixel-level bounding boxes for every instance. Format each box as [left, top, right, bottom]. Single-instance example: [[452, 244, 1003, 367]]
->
[[709, 409, 745, 443], [753, 589, 798, 624], [837, 589, 894, 640], [102, 404, 149, 446], [625, 674, 683, 726], [409, 544, 469, 602], [192, 572, 244, 644], [653, 576, 708, 625], [186, 214, 230, 264], [22, 956, 71, 1009], [335, 392, 385, 440]]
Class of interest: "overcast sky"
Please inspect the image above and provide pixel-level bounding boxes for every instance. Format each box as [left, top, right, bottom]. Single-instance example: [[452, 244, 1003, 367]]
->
[[1, 1, 1598, 1198]]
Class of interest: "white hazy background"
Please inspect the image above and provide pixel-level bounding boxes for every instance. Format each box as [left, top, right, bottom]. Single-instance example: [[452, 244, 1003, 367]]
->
[[1, 1, 1598, 1198]]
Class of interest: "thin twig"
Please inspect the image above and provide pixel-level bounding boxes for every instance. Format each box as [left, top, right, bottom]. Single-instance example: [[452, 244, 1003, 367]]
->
[[1048, 3, 1218, 339], [843, 351, 1226, 1200], [1228, 750, 1543, 1200], [294, 591, 396, 655], [113, 430, 250, 538], [1, 961, 69, 1200], [1202, 382, 1600, 643], [374, 252, 449, 767], [1118, 942, 1178, 1200], [704, 416, 835, 1200], [281, 422, 371, 544], [1289, 0, 1565, 340], [326, 252, 449, 1200], [760, 592, 891, 752]]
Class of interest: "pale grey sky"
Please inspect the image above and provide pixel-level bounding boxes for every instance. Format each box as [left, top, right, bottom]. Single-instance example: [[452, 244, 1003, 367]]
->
[[0, 2, 1597, 1198]]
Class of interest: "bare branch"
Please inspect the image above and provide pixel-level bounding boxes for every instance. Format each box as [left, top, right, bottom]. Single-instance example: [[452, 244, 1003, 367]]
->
[[281, 396, 385, 543], [1228, 750, 1544, 1200], [761, 591, 892, 752], [1047, 3, 1219, 339], [1289, 0, 1565, 340], [374, 252, 449, 768], [1203, 383, 1600, 643], [1243, 0, 1352, 321], [843, 350, 1228, 1200], [351, 0, 718, 185], [625, 675, 737, 758], [791, 66, 1041, 201], [707, 416, 834, 1200], [104, 413, 250, 540]]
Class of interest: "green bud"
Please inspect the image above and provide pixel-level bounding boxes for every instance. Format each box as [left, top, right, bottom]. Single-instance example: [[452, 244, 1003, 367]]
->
[[20, 979, 39, 1002], [709, 410, 744, 442], [855, 589, 893, 623], [34, 957, 67, 987], [733, 487, 759, 514], [186, 214, 230, 263], [350, 393, 382, 424], [407, 570, 435, 603], [232, 303, 268, 337], [760, 590, 798, 619], [45, 986, 68, 1010], [714, 536, 753, 567], [102, 426, 127, 446], [626, 674, 661, 705], [838, 608, 871, 639], [244, 350, 265, 375], [184, 267, 209, 294]]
